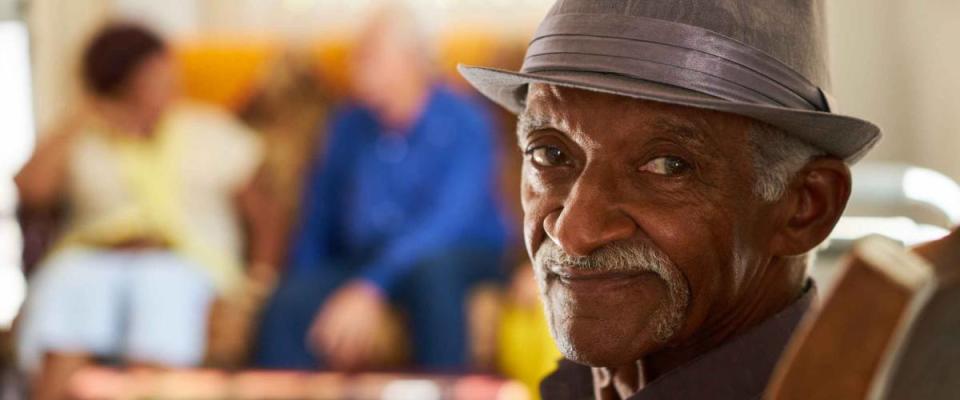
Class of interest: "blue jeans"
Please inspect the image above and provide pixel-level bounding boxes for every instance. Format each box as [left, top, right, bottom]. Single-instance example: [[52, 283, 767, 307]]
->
[[255, 248, 504, 371]]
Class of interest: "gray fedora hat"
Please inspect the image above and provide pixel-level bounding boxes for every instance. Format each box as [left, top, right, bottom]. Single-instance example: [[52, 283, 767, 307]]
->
[[458, 0, 881, 162]]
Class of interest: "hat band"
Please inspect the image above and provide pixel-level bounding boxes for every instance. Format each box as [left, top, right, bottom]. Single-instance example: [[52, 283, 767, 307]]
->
[[523, 14, 831, 112]]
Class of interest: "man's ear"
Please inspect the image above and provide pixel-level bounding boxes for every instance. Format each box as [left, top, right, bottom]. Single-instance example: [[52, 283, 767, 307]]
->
[[769, 157, 852, 256]]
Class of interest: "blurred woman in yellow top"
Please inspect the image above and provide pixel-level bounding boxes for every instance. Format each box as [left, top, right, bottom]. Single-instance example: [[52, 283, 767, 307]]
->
[[14, 23, 276, 400]]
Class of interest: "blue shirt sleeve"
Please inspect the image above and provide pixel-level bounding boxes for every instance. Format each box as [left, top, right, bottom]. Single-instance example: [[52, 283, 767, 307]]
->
[[287, 108, 356, 276], [358, 105, 500, 295]]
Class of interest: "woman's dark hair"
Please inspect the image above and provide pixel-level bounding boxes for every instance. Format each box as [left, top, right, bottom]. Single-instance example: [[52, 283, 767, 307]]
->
[[82, 23, 167, 96]]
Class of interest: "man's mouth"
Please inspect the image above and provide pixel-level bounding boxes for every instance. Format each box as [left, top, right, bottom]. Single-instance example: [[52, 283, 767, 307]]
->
[[548, 265, 652, 284]]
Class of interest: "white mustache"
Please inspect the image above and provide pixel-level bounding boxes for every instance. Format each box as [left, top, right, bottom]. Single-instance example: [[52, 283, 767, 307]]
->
[[533, 239, 691, 343], [534, 239, 673, 275]]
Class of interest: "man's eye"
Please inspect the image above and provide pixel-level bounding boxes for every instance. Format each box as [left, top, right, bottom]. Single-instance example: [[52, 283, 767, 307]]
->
[[526, 145, 571, 167], [639, 156, 691, 176]]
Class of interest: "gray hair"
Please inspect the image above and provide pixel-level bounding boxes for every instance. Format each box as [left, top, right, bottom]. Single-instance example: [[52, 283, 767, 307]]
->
[[360, 1, 437, 70], [748, 122, 825, 202], [748, 123, 825, 269]]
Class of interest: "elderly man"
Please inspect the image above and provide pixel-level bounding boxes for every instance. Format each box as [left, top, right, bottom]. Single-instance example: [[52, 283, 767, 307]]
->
[[459, 0, 880, 399]]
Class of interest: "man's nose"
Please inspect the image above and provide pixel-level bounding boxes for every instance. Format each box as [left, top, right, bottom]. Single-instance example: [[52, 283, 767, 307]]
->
[[544, 169, 637, 257]]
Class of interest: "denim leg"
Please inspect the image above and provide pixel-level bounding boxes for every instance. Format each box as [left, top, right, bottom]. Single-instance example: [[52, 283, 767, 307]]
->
[[254, 267, 350, 369], [393, 248, 505, 370]]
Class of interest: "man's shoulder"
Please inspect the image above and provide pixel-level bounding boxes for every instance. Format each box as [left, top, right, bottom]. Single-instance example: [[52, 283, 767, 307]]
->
[[166, 101, 260, 147]]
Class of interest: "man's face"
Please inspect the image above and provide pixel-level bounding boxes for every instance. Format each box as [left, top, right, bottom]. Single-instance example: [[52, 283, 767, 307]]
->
[[521, 84, 776, 367]]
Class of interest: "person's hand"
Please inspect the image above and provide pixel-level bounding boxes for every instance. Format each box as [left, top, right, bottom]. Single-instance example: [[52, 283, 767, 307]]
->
[[308, 280, 390, 370]]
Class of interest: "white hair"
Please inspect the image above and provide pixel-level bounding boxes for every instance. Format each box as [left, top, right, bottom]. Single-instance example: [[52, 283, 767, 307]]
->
[[748, 122, 825, 202], [360, 0, 438, 67], [748, 122, 826, 268]]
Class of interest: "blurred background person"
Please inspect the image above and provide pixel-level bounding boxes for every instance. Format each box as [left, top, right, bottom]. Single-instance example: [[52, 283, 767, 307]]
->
[[255, 4, 512, 371], [12, 22, 274, 400]]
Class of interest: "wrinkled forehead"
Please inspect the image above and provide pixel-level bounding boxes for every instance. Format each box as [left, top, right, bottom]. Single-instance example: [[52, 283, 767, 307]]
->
[[520, 83, 754, 149]]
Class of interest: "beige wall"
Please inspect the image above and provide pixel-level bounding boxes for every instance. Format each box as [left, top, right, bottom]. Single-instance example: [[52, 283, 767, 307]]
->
[[828, 0, 960, 181], [28, 0, 109, 131]]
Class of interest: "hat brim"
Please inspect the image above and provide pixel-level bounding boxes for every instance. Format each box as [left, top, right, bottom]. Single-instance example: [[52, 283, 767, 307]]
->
[[458, 65, 881, 163]]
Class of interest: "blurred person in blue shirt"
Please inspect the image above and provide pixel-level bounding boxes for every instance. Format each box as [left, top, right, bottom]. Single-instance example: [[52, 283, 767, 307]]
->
[[256, 5, 511, 371]]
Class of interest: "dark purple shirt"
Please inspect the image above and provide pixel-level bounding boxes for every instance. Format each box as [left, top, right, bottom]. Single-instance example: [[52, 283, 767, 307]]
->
[[540, 283, 816, 400]]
